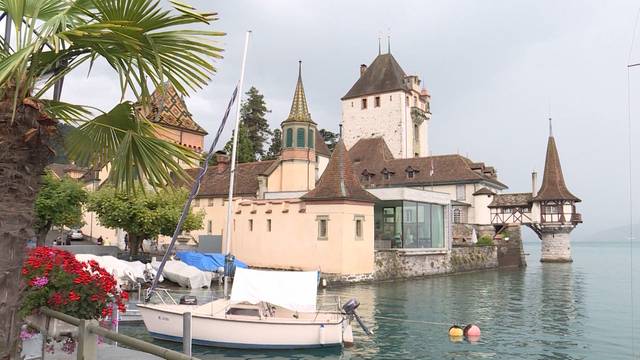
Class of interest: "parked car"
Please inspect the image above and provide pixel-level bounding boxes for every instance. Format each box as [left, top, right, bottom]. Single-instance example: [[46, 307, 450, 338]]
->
[[67, 229, 84, 241]]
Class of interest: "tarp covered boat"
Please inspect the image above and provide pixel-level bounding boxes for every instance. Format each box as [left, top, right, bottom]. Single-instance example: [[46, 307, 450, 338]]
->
[[176, 251, 248, 272], [151, 260, 212, 289]]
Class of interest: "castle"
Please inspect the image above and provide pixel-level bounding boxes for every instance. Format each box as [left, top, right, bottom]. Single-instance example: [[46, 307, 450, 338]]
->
[[70, 48, 581, 280]]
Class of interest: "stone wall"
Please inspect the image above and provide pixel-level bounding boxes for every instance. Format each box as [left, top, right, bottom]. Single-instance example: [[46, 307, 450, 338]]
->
[[449, 246, 498, 273]]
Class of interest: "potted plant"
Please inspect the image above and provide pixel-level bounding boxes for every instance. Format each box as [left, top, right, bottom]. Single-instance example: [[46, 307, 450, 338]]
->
[[20, 247, 128, 337]]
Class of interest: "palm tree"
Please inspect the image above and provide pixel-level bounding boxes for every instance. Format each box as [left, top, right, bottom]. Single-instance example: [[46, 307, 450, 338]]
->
[[0, 1, 223, 357]]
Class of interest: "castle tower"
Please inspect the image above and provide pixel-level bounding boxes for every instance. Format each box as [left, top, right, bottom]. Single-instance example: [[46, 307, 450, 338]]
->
[[340, 51, 431, 158], [279, 61, 317, 191], [532, 122, 582, 262]]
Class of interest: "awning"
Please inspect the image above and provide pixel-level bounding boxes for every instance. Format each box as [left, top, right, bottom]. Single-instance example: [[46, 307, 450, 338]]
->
[[230, 268, 318, 312]]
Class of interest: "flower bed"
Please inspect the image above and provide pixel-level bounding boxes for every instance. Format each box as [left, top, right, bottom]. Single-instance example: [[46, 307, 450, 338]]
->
[[21, 247, 128, 320]]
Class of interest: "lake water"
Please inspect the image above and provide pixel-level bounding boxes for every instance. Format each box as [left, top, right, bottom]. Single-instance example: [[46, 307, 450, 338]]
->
[[120, 240, 640, 359]]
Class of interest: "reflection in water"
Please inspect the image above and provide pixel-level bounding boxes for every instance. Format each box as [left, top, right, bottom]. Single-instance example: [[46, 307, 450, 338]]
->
[[119, 242, 639, 359]]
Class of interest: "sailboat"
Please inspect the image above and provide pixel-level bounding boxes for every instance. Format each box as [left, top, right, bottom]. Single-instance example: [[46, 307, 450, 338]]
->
[[138, 268, 354, 349], [139, 32, 367, 349]]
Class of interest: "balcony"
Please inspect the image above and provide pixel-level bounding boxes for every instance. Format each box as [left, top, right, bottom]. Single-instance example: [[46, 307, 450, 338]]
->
[[411, 107, 428, 125]]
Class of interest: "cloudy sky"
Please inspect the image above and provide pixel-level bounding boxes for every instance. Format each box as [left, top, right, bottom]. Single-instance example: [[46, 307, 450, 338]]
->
[[61, 1, 640, 238]]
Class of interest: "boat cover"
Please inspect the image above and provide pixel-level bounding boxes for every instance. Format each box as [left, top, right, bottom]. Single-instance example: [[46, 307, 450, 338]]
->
[[230, 268, 318, 312], [177, 251, 248, 272], [151, 260, 212, 289], [75, 254, 142, 287]]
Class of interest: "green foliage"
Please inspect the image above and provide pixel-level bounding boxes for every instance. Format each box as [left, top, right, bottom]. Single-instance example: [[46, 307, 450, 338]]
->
[[66, 102, 200, 191], [241, 87, 272, 159], [264, 128, 282, 160], [477, 235, 493, 246], [0, 0, 224, 192], [34, 172, 88, 243], [87, 187, 204, 255], [319, 128, 338, 152], [224, 122, 256, 163]]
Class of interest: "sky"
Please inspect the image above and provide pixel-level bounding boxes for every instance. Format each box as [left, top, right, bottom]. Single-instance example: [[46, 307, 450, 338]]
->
[[60, 0, 640, 238]]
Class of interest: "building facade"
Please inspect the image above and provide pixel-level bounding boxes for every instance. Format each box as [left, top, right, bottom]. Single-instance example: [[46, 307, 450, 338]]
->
[[341, 52, 431, 159]]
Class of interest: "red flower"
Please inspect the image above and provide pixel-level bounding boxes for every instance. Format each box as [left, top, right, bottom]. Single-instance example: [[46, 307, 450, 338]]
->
[[68, 291, 80, 302]]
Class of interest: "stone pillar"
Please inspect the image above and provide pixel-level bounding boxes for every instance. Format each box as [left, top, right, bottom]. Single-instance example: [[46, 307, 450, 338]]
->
[[540, 226, 573, 263]]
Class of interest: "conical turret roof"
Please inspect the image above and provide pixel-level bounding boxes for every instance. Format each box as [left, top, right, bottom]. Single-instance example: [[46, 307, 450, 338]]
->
[[533, 135, 580, 202], [302, 140, 378, 203], [282, 61, 316, 125]]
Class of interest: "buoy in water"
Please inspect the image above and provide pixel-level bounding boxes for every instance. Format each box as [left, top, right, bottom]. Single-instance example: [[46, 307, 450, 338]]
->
[[463, 324, 481, 337], [448, 325, 463, 337]]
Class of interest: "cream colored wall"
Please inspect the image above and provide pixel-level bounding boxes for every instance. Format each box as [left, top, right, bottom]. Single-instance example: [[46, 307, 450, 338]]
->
[[155, 126, 204, 152], [188, 198, 375, 275], [316, 155, 330, 181], [277, 160, 315, 192], [409, 183, 498, 225]]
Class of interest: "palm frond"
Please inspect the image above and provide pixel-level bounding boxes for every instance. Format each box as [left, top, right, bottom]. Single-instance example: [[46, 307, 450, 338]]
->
[[66, 101, 199, 192]]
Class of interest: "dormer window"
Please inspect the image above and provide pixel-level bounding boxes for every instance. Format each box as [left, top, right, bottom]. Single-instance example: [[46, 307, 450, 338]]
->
[[361, 169, 374, 182], [381, 168, 394, 180], [405, 166, 419, 179]]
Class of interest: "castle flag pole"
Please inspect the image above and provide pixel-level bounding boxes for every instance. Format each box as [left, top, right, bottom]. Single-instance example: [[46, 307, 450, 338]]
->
[[224, 31, 252, 298]]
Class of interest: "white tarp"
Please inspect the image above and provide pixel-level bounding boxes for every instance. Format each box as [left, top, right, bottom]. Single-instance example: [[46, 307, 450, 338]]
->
[[151, 260, 212, 289], [75, 254, 160, 288], [230, 268, 318, 312]]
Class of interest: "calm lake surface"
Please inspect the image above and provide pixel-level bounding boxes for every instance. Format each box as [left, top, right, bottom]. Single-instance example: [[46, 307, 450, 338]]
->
[[121, 240, 640, 359]]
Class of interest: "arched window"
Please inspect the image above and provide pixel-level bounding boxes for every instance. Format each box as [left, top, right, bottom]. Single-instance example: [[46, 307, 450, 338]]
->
[[286, 128, 293, 147], [308, 129, 314, 148], [296, 128, 305, 147]]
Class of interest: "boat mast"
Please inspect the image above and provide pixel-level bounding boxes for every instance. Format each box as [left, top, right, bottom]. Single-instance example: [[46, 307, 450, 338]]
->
[[224, 31, 251, 298]]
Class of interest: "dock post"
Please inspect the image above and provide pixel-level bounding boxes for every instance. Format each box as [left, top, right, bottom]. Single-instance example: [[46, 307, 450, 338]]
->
[[183, 312, 192, 356], [77, 319, 98, 360], [112, 302, 119, 347]]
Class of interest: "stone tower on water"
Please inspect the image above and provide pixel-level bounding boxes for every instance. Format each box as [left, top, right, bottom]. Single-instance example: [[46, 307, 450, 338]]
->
[[530, 121, 582, 262]]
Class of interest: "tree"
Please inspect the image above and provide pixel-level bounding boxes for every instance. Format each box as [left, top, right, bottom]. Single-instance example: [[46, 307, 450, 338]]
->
[[241, 87, 272, 159], [319, 128, 339, 152], [87, 187, 204, 257], [264, 129, 282, 160], [0, 1, 223, 356], [34, 172, 88, 246], [224, 122, 256, 163]]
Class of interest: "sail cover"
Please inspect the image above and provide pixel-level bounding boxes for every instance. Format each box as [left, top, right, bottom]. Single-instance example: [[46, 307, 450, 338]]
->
[[230, 268, 318, 312]]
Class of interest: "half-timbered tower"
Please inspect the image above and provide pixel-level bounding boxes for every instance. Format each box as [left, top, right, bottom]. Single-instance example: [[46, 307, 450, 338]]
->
[[488, 123, 581, 262]]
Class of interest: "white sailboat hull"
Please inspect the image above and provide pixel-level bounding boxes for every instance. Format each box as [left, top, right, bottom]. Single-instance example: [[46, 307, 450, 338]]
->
[[138, 300, 345, 349]]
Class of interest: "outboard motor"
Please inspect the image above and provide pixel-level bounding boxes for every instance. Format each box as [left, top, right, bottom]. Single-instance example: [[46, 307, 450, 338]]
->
[[179, 295, 198, 305], [342, 298, 373, 336]]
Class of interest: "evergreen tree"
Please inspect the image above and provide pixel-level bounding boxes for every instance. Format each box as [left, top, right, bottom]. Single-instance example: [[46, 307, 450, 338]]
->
[[264, 129, 282, 160], [241, 87, 271, 159], [224, 122, 256, 163], [319, 128, 339, 152]]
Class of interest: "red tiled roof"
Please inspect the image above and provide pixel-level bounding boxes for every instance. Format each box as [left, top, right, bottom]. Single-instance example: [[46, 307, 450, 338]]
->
[[189, 160, 277, 198], [533, 136, 580, 202], [349, 138, 507, 189], [46, 163, 86, 179], [488, 193, 533, 208], [315, 131, 331, 157], [302, 141, 378, 203]]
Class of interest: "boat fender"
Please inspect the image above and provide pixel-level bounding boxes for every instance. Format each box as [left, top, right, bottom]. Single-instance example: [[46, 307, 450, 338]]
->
[[448, 325, 463, 337], [342, 323, 354, 347]]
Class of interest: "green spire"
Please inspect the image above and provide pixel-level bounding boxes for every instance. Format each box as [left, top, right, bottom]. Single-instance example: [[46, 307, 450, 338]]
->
[[283, 61, 315, 124]]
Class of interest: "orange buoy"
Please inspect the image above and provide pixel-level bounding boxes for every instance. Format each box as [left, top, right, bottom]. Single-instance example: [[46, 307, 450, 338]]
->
[[448, 325, 463, 337]]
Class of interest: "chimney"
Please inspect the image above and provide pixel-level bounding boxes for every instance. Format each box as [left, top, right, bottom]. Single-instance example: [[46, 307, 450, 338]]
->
[[360, 64, 367, 77], [215, 151, 230, 172], [531, 171, 538, 197]]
